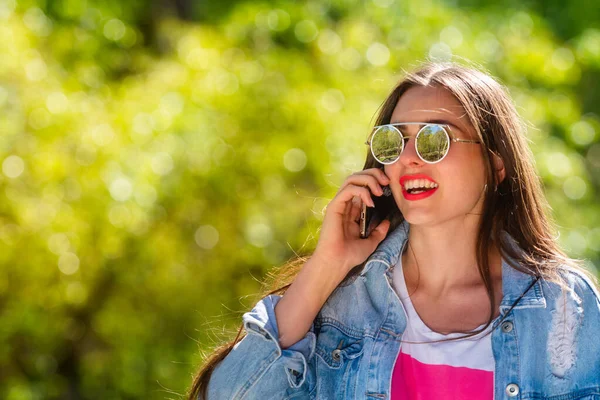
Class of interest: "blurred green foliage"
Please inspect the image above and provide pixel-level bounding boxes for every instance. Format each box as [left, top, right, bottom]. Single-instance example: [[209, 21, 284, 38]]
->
[[1, 0, 599, 398]]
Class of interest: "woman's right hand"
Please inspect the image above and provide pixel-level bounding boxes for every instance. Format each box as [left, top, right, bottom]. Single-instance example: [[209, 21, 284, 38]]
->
[[274, 168, 393, 348], [312, 168, 393, 273]]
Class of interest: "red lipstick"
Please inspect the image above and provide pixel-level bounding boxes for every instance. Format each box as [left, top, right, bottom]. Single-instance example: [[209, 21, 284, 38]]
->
[[400, 174, 438, 201]]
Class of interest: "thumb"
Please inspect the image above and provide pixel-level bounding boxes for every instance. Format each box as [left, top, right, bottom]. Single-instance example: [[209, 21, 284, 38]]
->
[[369, 219, 391, 244]]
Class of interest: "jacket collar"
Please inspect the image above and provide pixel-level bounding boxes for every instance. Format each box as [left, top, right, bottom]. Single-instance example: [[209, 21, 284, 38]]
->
[[361, 220, 546, 311]]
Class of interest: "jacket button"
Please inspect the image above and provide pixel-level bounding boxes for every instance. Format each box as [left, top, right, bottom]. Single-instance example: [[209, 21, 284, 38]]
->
[[501, 321, 514, 333], [505, 383, 519, 397], [332, 349, 342, 361]]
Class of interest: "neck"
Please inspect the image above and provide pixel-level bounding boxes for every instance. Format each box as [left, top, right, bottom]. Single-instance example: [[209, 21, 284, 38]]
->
[[402, 218, 502, 298]]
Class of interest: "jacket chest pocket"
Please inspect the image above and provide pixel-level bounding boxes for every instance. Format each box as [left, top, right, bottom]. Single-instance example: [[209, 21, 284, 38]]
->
[[315, 323, 364, 368], [314, 323, 365, 398]]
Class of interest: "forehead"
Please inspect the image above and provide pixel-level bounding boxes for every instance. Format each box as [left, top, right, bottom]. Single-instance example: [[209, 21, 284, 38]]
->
[[390, 85, 473, 134]]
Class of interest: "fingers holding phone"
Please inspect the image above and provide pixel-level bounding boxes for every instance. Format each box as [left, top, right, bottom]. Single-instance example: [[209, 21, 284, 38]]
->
[[313, 168, 393, 273], [338, 168, 390, 197]]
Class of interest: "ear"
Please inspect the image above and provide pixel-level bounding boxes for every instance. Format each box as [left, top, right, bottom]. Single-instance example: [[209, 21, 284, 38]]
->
[[491, 151, 506, 184]]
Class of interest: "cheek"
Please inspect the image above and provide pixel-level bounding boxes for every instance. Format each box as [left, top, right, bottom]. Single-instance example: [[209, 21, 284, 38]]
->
[[383, 165, 398, 183], [442, 156, 487, 193]]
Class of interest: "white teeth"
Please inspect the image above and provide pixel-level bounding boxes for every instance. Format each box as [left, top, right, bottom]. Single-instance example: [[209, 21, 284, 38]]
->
[[403, 179, 438, 191]]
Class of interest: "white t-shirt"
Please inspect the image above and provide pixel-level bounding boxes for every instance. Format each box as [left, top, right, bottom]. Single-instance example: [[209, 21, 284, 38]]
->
[[391, 255, 498, 400]]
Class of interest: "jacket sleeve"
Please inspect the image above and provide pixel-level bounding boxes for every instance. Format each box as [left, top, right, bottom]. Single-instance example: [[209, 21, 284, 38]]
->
[[206, 294, 317, 400]]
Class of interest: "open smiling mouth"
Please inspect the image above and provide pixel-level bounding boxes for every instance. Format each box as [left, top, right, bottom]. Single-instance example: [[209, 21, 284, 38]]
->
[[401, 178, 439, 200], [403, 179, 438, 194]]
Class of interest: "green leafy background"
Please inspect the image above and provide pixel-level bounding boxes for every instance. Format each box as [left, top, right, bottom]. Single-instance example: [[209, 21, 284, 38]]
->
[[1, 0, 599, 398]]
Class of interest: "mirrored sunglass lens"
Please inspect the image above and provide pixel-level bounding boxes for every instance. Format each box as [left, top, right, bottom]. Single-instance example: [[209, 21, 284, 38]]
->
[[371, 126, 402, 163], [416, 125, 449, 162]]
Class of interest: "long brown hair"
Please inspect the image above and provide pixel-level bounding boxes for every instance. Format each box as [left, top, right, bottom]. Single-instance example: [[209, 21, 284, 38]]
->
[[187, 61, 598, 399]]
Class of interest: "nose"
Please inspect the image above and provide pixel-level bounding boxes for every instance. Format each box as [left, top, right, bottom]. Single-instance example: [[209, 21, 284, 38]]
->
[[398, 137, 423, 167]]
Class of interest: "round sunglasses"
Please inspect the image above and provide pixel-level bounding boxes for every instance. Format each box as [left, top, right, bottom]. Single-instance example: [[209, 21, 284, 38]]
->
[[365, 122, 481, 164]]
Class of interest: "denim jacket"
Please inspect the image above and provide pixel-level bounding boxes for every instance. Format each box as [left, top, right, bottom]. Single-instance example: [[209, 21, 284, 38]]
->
[[207, 223, 600, 399]]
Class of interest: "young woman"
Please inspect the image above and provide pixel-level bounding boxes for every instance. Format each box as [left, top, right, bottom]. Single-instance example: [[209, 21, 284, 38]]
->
[[188, 62, 600, 400]]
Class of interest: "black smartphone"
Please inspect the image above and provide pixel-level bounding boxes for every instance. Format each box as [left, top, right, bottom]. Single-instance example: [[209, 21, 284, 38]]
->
[[359, 184, 394, 238]]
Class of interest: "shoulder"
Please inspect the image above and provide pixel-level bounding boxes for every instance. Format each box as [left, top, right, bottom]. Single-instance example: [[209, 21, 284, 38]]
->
[[559, 267, 599, 302], [541, 266, 600, 319]]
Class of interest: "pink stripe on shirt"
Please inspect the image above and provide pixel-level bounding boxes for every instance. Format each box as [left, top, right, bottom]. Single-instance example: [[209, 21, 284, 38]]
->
[[391, 351, 494, 400]]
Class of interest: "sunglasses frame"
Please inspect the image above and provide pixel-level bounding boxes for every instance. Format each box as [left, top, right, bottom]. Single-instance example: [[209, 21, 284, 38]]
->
[[365, 122, 481, 165]]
